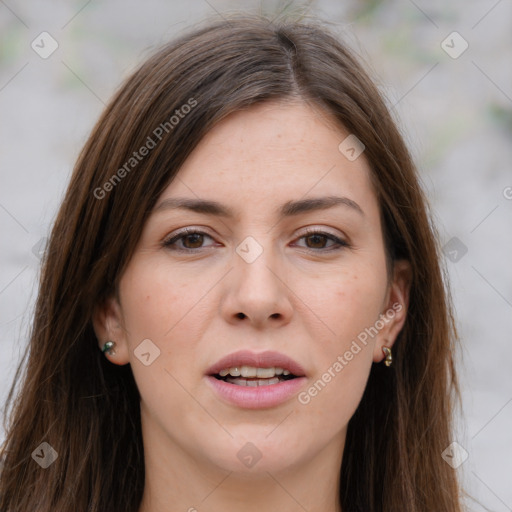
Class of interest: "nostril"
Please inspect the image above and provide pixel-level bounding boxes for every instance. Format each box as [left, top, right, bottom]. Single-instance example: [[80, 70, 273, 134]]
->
[[236, 312, 246, 319]]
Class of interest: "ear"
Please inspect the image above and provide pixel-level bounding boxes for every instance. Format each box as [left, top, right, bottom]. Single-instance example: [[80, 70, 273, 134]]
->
[[92, 294, 131, 365], [373, 259, 412, 363]]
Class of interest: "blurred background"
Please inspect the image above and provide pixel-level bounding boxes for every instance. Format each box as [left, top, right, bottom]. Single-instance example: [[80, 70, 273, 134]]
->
[[0, 0, 511, 510]]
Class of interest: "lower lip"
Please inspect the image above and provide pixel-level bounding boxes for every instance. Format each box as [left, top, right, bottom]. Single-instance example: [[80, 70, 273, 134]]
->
[[205, 375, 307, 409]]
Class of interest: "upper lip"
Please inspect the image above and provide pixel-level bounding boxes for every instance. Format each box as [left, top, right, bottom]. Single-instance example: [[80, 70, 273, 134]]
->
[[206, 350, 307, 377]]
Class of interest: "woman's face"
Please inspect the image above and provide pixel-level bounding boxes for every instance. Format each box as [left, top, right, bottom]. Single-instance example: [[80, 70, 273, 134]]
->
[[95, 100, 409, 477]]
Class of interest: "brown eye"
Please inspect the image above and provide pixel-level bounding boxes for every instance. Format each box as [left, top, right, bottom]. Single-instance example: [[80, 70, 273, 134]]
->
[[304, 233, 329, 249], [163, 230, 215, 251], [181, 233, 205, 249], [295, 230, 348, 252]]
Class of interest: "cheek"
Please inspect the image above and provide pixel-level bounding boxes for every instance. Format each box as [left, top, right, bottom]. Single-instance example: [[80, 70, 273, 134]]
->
[[293, 263, 386, 422], [118, 258, 215, 402], [117, 262, 205, 419], [119, 259, 209, 342], [298, 261, 388, 348]]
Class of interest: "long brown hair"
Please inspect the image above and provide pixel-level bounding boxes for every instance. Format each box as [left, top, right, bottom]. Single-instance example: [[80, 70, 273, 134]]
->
[[0, 13, 463, 511]]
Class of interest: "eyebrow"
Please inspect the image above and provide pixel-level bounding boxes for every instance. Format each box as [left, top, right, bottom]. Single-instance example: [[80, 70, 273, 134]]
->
[[153, 195, 364, 218]]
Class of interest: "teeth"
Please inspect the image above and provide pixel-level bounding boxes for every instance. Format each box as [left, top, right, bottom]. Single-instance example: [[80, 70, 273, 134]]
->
[[240, 366, 257, 378], [218, 366, 289, 378], [225, 377, 281, 386], [256, 367, 275, 378], [259, 377, 280, 386]]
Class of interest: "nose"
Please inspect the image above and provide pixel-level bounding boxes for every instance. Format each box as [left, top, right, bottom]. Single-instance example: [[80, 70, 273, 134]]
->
[[221, 240, 294, 329]]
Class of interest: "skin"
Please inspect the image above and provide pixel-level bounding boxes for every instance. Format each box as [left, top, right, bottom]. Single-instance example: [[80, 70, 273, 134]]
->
[[93, 100, 411, 512]]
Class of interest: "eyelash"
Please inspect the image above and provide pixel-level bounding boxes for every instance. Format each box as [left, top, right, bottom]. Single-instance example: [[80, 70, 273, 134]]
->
[[162, 227, 349, 254]]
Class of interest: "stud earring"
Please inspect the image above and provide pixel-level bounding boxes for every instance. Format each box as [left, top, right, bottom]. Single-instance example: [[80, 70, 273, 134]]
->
[[102, 341, 116, 356], [382, 346, 392, 367]]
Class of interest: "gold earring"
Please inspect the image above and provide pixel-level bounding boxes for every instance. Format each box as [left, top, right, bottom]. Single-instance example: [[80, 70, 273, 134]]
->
[[102, 341, 116, 356], [382, 346, 392, 367]]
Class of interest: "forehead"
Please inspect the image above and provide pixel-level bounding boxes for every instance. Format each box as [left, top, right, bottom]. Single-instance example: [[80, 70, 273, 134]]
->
[[158, 100, 378, 221]]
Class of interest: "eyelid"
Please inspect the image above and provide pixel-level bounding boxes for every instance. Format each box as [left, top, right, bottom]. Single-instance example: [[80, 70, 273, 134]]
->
[[298, 226, 346, 239]]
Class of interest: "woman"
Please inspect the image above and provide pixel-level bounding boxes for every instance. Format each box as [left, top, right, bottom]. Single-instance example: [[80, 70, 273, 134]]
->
[[0, 13, 463, 511]]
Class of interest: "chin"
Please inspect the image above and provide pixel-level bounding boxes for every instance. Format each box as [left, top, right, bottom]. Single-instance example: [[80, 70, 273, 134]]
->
[[202, 433, 306, 475]]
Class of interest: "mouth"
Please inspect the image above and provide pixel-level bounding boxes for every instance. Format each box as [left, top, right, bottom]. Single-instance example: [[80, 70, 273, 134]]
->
[[204, 350, 307, 409], [206, 349, 306, 382], [211, 366, 299, 387]]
